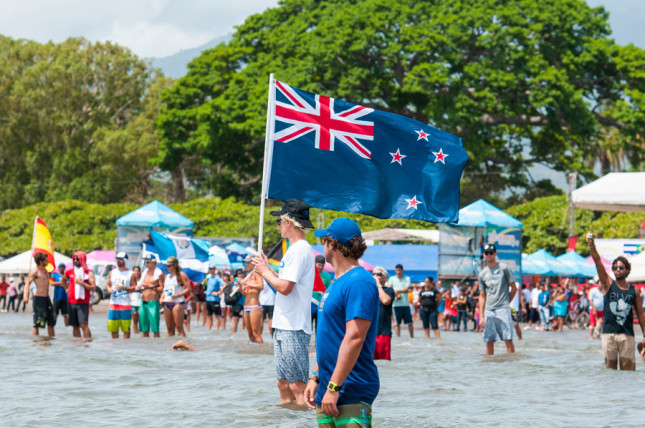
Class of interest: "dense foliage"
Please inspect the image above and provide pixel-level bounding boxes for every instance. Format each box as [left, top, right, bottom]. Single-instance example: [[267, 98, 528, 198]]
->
[[158, 0, 645, 204]]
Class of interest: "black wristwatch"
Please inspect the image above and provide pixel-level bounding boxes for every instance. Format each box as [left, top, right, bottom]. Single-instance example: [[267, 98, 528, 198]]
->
[[327, 381, 341, 392]]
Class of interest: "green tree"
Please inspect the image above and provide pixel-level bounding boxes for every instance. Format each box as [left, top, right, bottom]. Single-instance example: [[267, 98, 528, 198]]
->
[[157, 0, 645, 204], [0, 37, 155, 209]]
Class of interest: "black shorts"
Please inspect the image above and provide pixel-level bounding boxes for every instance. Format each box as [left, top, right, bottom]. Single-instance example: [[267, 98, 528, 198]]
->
[[68, 303, 90, 327], [420, 308, 439, 330], [33, 296, 55, 328], [195, 294, 206, 303], [231, 304, 243, 318], [529, 308, 540, 323], [206, 301, 221, 316], [53, 299, 68, 316], [262, 305, 274, 320]]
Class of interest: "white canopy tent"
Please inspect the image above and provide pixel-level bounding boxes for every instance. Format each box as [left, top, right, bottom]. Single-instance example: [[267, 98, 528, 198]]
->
[[0, 250, 72, 275], [361, 228, 439, 243], [572, 172, 645, 212]]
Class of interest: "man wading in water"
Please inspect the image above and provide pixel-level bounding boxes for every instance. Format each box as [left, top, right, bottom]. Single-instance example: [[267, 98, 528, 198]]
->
[[587, 232, 645, 370], [26, 253, 56, 337]]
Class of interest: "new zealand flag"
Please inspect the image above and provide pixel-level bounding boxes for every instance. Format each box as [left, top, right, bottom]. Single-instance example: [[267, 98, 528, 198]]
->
[[266, 80, 469, 223]]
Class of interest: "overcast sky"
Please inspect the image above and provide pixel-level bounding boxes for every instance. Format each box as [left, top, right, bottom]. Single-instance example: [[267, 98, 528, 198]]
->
[[0, 0, 642, 58]]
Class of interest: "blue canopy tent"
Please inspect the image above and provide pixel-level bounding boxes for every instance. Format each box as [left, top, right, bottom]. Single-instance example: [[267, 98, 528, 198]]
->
[[521, 253, 551, 276], [556, 251, 597, 278], [523, 249, 577, 277], [313, 244, 438, 283], [439, 199, 523, 282], [116, 200, 194, 264]]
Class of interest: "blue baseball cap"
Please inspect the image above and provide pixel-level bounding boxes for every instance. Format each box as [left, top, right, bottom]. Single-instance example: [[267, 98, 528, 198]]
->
[[314, 218, 362, 245]]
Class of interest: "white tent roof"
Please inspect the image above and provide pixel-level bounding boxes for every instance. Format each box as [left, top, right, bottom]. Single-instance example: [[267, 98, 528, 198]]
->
[[0, 250, 72, 275], [572, 172, 645, 212], [361, 228, 439, 243], [628, 252, 645, 283]]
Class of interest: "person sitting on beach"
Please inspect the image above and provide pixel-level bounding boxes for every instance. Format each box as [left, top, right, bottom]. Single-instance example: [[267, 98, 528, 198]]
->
[[239, 258, 264, 343], [106, 252, 135, 339], [136, 255, 164, 338], [27, 253, 56, 337], [161, 256, 191, 337]]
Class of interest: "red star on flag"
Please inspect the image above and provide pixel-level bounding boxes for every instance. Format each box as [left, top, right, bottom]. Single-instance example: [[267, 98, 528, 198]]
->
[[415, 130, 429, 141], [389, 148, 406, 165], [432, 148, 448, 164], [405, 195, 423, 210]]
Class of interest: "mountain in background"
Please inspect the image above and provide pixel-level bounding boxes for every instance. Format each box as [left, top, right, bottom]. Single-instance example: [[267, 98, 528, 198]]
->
[[148, 34, 232, 79]]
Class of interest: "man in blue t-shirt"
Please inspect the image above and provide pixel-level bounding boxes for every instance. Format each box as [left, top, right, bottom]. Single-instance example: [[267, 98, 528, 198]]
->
[[304, 218, 379, 427], [50, 263, 69, 327], [204, 266, 223, 330]]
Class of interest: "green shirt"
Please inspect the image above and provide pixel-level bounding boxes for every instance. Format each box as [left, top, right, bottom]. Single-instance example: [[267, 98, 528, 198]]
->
[[387, 275, 411, 307]]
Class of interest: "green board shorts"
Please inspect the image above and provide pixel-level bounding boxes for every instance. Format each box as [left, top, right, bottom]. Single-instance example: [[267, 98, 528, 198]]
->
[[139, 300, 160, 333], [316, 402, 372, 428]]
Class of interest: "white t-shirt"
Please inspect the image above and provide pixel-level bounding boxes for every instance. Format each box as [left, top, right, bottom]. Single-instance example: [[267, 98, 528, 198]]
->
[[530, 288, 540, 308], [259, 279, 276, 306], [510, 285, 520, 312], [589, 287, 604, 311], [109, 269, 132, 306], [522, 288, 532, 305], [273, 239, 315, 334]]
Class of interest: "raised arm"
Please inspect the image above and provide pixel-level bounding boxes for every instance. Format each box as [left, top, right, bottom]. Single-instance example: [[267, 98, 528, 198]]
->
[[586, 232, 611, 293]]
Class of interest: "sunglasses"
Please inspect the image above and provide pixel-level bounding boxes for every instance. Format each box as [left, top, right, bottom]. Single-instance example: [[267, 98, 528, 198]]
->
[[373, 273, 383, 277], [484, 251, 495, 255], [612, 265, 626, 271], [145, 260, 155, 263]]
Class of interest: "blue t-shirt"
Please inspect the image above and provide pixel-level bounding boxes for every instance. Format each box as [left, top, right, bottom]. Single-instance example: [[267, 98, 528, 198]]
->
[[204, 274, 222, 302], [51, 272, 67, 301], [538, 290, 550, 307], [315, 267, 379, 406]]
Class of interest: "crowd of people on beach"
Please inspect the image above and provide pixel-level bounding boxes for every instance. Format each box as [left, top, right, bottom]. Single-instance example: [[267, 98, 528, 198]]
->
[[3, 199, 645, 427]]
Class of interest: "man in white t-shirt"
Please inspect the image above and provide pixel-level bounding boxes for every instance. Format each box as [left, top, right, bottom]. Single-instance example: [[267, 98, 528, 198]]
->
[[254, 199, 315, 406], [588, 279, 604, 339], [525, 284, 541, 330]]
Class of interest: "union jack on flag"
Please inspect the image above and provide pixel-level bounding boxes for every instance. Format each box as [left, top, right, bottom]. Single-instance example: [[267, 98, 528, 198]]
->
[[273, 81, 375, 159], [266, 79, 469, 223]]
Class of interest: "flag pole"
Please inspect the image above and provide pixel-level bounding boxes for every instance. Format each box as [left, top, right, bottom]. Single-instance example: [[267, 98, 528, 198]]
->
[[258, 73, 276, 254]]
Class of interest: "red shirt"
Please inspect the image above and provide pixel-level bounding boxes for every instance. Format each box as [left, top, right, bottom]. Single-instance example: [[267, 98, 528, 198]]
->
[[66, 268, 92, 304], [0, 282, 8, 295]]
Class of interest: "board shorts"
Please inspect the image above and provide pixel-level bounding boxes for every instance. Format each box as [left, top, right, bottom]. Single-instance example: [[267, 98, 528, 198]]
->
[[262, 305, 274, 320], [374, 334, 391, 361], [139, 300, 160, 333], [483, 308, 513, 342], [393, 306, 413, 325], [602, 333, 635, 366], [420, 308, 439, 330], [68, 302, 89, 327], [206, 301, 221, 316], [274, 329, 310, 383], [316, 402, 372, 427], [52, 299, 68, 316], [108, 304, 132, 333], [33, 296, 55, 328], [590, 310, 604, 327]]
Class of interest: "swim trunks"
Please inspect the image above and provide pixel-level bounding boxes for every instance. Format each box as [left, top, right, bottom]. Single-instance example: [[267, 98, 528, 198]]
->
[[206, 301, 221, 316], [262, 305, 274, 320], [33, 296, 55, 328], [68, 302, 89, 327], [107, 304, 132, 333], [482, 308, 513, 342], [139, 300, 160, 333], [274, 328, 310, 383], [373, 334, 391, 361], [53, 299, 68, 316], [602, 333, 635, 367], [316, 402, 372, 427]]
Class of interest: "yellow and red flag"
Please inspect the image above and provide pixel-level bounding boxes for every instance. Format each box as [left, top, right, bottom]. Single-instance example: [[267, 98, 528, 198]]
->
[[32, 217, 55, 273]]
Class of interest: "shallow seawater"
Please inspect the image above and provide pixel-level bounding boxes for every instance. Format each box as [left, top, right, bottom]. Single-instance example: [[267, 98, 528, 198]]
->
[[1, 306, 645, 427]]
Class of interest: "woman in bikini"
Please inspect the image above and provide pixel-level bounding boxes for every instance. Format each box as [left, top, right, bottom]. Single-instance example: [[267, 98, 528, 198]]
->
[[239, 259, 264, 343], [161, 256, 191, 337]]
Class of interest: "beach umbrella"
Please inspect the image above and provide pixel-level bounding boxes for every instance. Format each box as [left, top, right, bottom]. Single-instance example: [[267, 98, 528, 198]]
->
[[525, 249, 577, 277], [556, 251, 597, 278]]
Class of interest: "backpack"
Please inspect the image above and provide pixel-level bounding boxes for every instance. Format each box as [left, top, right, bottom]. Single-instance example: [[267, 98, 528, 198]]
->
[[223, 285, 239, 305]]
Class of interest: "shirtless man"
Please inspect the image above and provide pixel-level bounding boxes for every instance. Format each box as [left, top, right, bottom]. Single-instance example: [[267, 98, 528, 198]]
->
[[240, 259, 264, 343], [135, 255, 164, 338], [64, 251, 96, 338], [26, 253, 56, 336]]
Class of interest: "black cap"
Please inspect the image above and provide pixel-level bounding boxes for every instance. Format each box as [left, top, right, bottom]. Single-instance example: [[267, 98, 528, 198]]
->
[[315, 255, 326, 264], [483, 243, 496, 252], [270, 199, 314, 228]]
